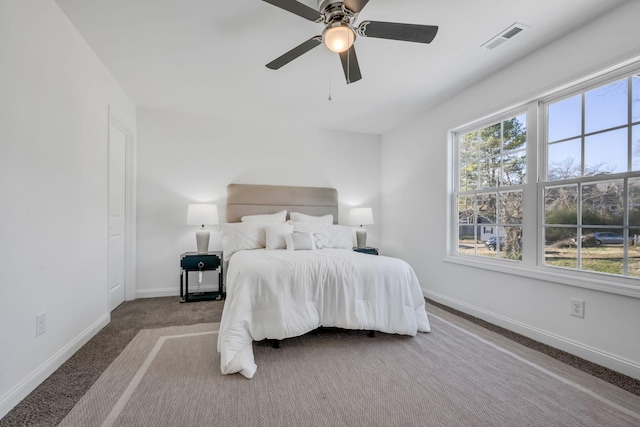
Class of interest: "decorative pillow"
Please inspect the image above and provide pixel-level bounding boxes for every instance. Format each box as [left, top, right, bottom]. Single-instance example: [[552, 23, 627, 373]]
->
[[220, 223, 266, 261], [241, 210, 287, 224], [284, 232, 316, 251], [264, 223, 294, 250], [291, 222, 354, 249], [289, 212, 333, 224]]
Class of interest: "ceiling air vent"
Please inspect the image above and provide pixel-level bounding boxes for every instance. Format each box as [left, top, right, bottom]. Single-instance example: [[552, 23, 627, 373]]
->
[[481, 22, 528, 50]]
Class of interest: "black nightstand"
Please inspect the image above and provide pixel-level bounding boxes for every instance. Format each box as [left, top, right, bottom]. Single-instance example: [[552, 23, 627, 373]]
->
[[353, 247, 379, 255], [180, 252, 224, 303]]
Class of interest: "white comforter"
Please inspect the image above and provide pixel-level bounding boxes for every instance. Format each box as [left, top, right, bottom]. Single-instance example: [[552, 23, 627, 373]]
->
[[217, 249, 431, 378]]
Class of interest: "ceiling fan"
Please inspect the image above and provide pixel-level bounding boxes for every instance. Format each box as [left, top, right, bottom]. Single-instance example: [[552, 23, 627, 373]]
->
[[263, 0, 438, 84]]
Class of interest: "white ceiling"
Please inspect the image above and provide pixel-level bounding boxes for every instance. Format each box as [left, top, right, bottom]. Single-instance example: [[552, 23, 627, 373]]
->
[[56, 0, 628, 134]]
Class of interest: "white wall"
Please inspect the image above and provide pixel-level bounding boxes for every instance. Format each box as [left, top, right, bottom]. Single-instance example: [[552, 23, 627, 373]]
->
[[381, 1, 640, 379], [136, 107, 381, 296], [0, 0, 136, 417]]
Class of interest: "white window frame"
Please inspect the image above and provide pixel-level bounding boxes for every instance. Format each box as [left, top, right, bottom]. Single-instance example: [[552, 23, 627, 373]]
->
[[452, 105, 537, 264], [446, 60, 640, 299]]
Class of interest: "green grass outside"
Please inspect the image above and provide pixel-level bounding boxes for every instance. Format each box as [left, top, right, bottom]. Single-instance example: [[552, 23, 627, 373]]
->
[[459, 238, 640, 278]]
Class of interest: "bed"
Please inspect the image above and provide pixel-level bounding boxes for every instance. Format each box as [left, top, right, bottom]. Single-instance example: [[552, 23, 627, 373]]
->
[[217, 184, 431, 378]]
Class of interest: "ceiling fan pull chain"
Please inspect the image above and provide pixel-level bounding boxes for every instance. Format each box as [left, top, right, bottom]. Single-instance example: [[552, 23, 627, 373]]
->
[[349, 31, 352, 82], [328, 63, 332, 101], [346, 36, 350, 84]]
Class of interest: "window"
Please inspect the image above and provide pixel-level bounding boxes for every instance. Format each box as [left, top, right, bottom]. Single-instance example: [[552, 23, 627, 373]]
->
[[543, 75, 640, 278], [451, 66, 640, 292], [454, 114, 526, 260]]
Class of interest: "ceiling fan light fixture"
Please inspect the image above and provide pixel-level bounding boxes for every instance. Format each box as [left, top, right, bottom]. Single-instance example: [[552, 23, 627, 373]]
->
[[323, 24, 355, 53]]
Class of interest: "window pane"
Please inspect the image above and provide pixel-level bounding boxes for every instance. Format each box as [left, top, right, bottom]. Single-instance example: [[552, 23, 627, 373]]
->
[[548, 94, 581, 142], [580, 228, 624, 276], [585, 79, 628, 134], [630, 228, 640, 278], [584, 128, 628, 175], [475, 222, 499, 259], [460, 131, 478, 147], [548, 139, 581, 180], [460, 132, 478, 162], [460, 163, 477, 191], [478, 158, 499, 189], [477, 193, 497, 223], [633, 75, 640, 123], [632, 124, 640, 171], [504, 114, 527, 152], [501, 151, 526, 186], [582, 180, 624, 226], [458, 196, 475, 223], [544, 227, 577, 268], [478, 236, 497, 258], [478, 123, 502, 158], [544, 185, 577, 224], [500, 191, 523, 224], [458, 226, 476, 256], [497, 226, 523, 261], [629, 178, 640, 227]]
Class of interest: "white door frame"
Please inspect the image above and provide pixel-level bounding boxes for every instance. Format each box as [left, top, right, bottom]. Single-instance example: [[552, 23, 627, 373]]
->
[[108, 106, 137, 304]]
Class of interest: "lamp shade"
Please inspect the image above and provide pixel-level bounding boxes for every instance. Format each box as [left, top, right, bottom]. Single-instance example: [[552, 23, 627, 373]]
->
[[349, 207, 374, 226], [323, 25, 355, 53], [186, 204, 219, 226]]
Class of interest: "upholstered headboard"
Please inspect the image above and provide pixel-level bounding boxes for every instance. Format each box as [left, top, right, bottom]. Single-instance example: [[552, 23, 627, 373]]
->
[[226, 184, 339, 224]]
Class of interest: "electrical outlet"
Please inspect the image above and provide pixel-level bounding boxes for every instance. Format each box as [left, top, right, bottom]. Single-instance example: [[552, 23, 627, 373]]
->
[[570, 299, 585, 318], [36, 312, 46, 337]]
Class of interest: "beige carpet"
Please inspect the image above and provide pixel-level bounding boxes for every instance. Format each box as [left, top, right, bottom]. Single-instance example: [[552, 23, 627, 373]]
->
[[59, 306, 640, 427]]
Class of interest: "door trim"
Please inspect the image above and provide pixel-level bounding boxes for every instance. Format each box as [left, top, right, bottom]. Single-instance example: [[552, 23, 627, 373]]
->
[[108, 106, 137, 304]]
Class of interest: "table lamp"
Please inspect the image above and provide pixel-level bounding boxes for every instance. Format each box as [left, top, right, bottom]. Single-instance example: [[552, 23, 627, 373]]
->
[[349, 207, 374, 248], [186, 204, 219, 253]]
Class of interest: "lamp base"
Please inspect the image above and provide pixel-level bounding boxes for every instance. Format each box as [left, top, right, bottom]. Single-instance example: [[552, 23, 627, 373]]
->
[[355, 228, 367, 248], [195, 228, 210, 254]]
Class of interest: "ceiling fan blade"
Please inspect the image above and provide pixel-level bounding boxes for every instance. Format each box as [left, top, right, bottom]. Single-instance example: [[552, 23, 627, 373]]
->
[[343, 0, 370, 13], [358, 21, 438, 44], [266, 36, 322, 70], [339, 45, 362, 84], [262, 0, 322, 22]]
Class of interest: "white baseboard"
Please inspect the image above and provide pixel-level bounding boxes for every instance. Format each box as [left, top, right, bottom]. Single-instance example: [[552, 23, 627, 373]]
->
[[0, 313, 110, 419], [424, 289, 640, 380], [135, 286, 219, 299], [135, 287, 179, 298]]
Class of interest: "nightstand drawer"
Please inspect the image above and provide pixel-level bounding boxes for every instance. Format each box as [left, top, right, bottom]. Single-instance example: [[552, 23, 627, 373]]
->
[[180, 254, 220, 270]]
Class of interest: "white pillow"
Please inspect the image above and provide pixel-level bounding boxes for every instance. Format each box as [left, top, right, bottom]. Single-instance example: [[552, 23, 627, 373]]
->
[[220, 223, 266, 261], [264, 223, 294, 250], [284, 232, 316, 251], [241, 210, 287, 224], [289, 212, 333, 224], [291, 223, 354, 249]]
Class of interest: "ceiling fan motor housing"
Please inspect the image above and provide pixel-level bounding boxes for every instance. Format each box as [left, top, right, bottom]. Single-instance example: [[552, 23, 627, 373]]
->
[[319, 0, 356, 25], [318, 0, 344, 13]]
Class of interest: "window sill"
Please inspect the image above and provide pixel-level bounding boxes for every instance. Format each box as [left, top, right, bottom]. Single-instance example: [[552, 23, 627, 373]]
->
[[443, 255, 640, 299]]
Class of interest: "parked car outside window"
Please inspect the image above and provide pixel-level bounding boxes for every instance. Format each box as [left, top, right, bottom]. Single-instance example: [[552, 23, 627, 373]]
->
[[584, 232, 624, 246], [485, 236, 503, 251]]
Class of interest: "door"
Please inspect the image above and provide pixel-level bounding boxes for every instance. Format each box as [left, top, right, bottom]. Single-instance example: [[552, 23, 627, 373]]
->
[[108, 122, 127, 311]]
